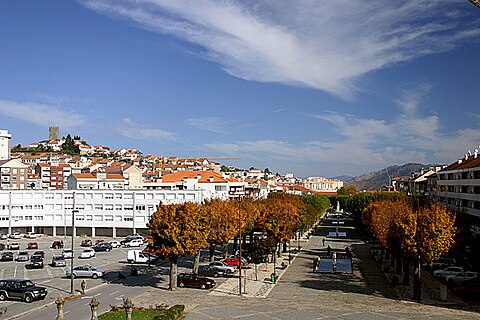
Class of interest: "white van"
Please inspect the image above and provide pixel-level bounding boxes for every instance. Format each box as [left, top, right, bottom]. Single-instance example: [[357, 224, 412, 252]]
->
[[127, 250, 157, 264]]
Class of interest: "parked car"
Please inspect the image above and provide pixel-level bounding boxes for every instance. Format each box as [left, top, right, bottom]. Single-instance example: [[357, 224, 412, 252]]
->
[[94, 239, 105, 245], [80, 248, 96, 259], [9, 242, 20, 250], [123, 239, 143, 247], [25, 232, 37, 239], [222, 257, 244, 268], [92, 243, 113, 252], [51, 255, 66, 267], [431, 258, 457, 270], [9, 232, 22, 239], [0, 243, 5, 250], [452, 278, 480, 297], [433, 266, 464, 280], [121, 236, 144, 246], [177, 273, 216, 289], [51, 240, 64, 249], [0, 234, 8, 240], [27, 242, 38, 250], [446, 271, 478, 286], [0, 279, 48, 303], [209, 261, 235, 274], [27, 256, 44, 269], [16, 251, 30, 262], [32, 251, 45, 259], [127, 250, 157, 263], [109, 240, 121, 248], [81, 239, 93, 247], [62, 249, 73, 259], [197, 265, 225, 278], [0, 252, 14, 261], [66, 265, 105, 278]]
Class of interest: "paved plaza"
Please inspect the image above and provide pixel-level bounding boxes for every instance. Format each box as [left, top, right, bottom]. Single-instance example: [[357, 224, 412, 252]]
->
[[130, 222, 480, 320]]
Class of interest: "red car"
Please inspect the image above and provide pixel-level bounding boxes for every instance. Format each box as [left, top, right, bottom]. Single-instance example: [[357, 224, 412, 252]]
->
[[81, 239, 92, 247], [27, 242, 39, 250], [95, 239, 105, 245], [222, 257, 242, 268]]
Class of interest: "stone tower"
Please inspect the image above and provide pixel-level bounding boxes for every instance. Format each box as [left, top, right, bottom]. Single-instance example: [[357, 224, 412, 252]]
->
[[49, 126, 59, 141]]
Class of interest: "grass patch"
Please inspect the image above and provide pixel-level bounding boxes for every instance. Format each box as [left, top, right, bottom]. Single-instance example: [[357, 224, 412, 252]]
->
[[98, 305, 184, 320]]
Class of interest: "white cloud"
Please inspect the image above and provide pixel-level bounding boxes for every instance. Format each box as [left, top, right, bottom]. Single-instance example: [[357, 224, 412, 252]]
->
[[81, 0, 480, 98], [117, 118, 175, 140], [0, 100, 87, 129], [185, 117, 230, 133]]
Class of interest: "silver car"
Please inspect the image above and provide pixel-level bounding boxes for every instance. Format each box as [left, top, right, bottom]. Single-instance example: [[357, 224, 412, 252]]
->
[[66, 265, 105, 279], [16, 251, 30, 262], [51, 256, 66, 267]]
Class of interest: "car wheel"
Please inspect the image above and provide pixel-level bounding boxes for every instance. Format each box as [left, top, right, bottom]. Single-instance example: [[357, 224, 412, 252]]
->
[[200, 284, 206, 289], [24, 294, 33, 303], [92, 273, 98, 279], [214, 272, 219, 278], [0, 292, 6, 301], [107, 249, 110, 252], [179, 282, 184, 288]]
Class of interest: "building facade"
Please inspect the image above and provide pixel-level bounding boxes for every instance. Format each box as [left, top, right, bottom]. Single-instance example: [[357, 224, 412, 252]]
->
[[0, 129, 12, 161], [0, 159, 28, 190], [0, 189, 205, 237]]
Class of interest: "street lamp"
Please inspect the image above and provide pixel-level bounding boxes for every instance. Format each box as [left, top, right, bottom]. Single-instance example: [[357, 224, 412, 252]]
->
[[70, 209, 78, 294], [229, 188, 245, 296]]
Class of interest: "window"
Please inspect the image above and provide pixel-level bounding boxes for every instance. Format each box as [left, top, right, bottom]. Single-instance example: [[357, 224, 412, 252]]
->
[[115, 193, 122, 199], [105, 204, 113, 211], [105, 215, 113, 221], [115, 204, 122, 211], [124, 205, 133, 211], [34, 216, 43, 220], [135, 205, 145, 211], [105, 193, 114, 199], [124, 217, 133, 222], [95, 204, 103, 210]]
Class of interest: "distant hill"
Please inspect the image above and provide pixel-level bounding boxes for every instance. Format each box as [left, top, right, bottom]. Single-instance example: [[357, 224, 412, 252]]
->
[[330, 175, 353, 181], [345, 163, 439, 191]]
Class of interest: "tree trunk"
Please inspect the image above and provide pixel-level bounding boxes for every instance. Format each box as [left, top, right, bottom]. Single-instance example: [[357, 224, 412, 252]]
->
[[282, 242, 287, 253], [395, 253, 402, 275], [413, 257, 421, 301], [209, 243, 216, 262], [402, 257, 410, 285], [233, 236, 238, 254], [222, 245, 228, 259], [277, 243, 281, 257], [193, 251, 200, 274], [169, 256, 178, 291]]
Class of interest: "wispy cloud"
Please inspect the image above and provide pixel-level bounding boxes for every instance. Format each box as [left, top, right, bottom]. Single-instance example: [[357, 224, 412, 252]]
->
[[117, 118, 175, 140], [206, 86, 480, 175], [185, 117, 231, 134], [81, 0, 480, 98], [0, 100, 87, 129]]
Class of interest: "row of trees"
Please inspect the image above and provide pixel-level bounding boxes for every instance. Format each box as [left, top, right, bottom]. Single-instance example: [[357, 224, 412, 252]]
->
[[363, 200, 456, 300], [147, 193, 330, 290]]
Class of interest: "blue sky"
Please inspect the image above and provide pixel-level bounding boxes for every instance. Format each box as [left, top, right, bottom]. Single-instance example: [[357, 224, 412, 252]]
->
[[1, 1, 479, 178]]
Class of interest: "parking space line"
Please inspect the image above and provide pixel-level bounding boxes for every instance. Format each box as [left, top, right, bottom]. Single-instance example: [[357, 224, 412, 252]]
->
[[109, 290, 119, 295], [46, 265, 53, 278], [13, 265, 17, 277], [23, 265, 28, 278], [0, 269, 4, 279]]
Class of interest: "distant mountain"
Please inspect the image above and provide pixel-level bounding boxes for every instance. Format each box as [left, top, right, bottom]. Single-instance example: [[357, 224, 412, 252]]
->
[[345, 163, 439, 191], [330, 175, 353, 181]]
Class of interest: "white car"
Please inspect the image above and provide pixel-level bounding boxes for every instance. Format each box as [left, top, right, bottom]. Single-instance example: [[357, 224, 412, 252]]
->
[[80, 248, 96, 259], [62, 249, 74, 259], [0, 234, 7, 240], [8, 242, 20, 250], [124, 239, 143, 247], [433, 266, 464, 279], [446, 271, 478, 286], [109, 240, 121, 248], [25, 232, 37, 239], [9, 232, 22, 239]]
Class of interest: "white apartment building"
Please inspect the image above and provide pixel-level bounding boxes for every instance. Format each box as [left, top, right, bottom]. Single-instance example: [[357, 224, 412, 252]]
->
[[303, 177, 343, 192], [0, 189, 205, 237], [0, 129, 12, 160], [436, 151, 480, 236]]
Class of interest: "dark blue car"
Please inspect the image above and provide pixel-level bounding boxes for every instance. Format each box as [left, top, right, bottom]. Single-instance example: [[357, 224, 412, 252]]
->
[[92, 244, 113, 252]]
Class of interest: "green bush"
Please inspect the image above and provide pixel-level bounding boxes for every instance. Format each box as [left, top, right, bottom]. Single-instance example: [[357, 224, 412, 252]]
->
[[98, 305, 184, 320]]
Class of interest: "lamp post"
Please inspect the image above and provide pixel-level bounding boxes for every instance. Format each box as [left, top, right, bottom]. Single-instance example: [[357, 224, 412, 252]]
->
[[70, 209, 78, 294], [230, 188, 244, 296]]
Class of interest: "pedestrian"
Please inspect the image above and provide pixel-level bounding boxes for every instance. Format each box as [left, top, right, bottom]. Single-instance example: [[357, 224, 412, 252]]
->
[[327, 245, 331, 256], [80, 279, 87, 295], [322, 238, 325, 247]]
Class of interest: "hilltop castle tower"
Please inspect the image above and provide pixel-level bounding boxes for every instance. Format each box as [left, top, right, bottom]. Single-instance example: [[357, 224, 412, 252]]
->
[[49, 126, 59, 141]]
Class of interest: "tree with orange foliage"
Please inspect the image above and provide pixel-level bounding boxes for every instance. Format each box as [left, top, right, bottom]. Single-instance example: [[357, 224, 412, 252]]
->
[[396, 203, 456, 300], [147, 202, 207, 290], [202, 199, 237, 263]]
